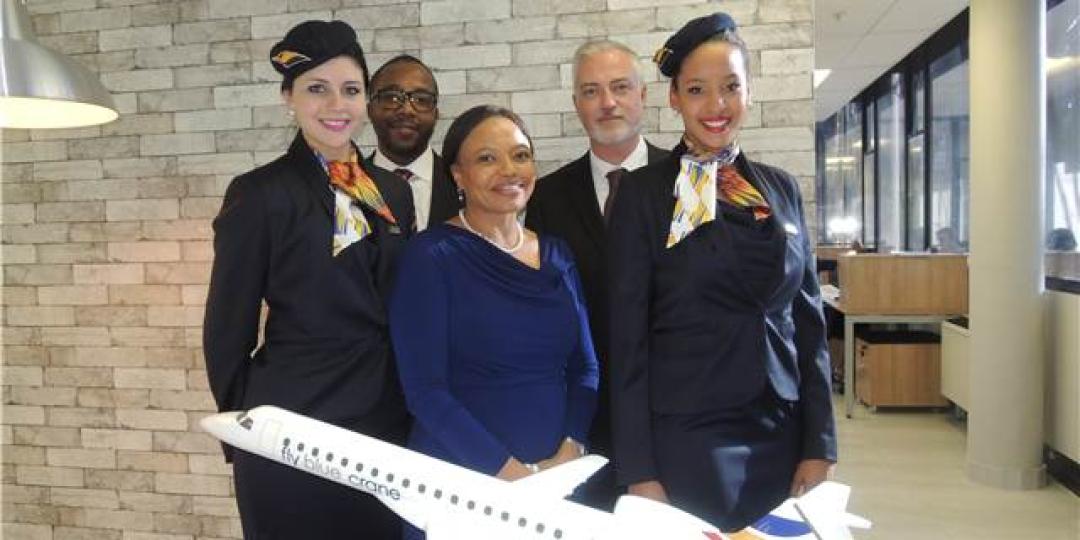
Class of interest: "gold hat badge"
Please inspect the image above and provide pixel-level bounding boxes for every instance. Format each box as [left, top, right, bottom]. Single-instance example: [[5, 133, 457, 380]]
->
[[272, 50, 312, 69]]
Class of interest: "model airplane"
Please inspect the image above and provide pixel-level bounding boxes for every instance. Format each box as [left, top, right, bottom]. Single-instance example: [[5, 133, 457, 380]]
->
[[200, 406, 870, 540]]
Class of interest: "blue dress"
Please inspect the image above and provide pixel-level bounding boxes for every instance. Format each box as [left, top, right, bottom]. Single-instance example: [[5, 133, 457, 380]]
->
[[389, 223, 599, 485]]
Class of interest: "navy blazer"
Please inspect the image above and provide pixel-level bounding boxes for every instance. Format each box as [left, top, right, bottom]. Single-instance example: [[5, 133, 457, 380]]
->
[[204, 134, 414, 459], [608, 149, 837, 486], [525, 141, 668, 454]]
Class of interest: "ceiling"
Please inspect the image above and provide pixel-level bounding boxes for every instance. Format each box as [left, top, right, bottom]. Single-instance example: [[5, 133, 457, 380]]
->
[[814, 0, 970, 121]]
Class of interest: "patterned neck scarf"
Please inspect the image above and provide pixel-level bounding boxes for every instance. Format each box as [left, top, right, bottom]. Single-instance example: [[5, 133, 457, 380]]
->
[[666, 137, 770, 248], [683, 137, 771, 220], [325, 151, 396, 225], [682, 136, 740, 166], [318, 150, 395, 256]]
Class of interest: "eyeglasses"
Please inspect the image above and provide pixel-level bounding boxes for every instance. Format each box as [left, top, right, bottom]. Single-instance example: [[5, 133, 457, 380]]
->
[[371, 89, 438, 112]]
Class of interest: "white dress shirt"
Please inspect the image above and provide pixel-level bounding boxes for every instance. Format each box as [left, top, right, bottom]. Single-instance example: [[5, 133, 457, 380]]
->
[[373, 147, 436, 231], [588, 136, 649, 215]]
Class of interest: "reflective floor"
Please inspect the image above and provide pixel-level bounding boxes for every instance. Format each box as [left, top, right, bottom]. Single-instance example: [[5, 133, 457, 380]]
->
[[835, 401, 1080, 539]]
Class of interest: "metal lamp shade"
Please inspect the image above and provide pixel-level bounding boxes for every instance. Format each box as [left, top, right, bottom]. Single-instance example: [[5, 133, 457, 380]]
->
[[0, 0, 117, 129]]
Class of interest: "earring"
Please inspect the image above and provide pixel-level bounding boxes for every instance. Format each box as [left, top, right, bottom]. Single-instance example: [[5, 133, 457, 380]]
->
[[456, 187, 465, 204]]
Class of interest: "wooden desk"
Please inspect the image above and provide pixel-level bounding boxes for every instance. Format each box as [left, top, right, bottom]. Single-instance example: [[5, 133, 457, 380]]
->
[[822, 286, 959, 418], [838, 253, 967, 315]]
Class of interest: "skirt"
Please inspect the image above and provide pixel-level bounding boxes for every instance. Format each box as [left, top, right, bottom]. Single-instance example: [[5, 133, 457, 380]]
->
[[234, 449, 402, 539], [651, 388, 801, 531]]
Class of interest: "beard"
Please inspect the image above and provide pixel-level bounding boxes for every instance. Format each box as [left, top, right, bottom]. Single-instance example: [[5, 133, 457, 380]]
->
[[376, 123, 435, 163], [587, 117, 643, 147]]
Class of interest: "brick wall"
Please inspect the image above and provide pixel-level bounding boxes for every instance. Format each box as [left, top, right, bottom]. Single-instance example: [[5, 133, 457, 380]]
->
[[1, 1, 813, 538]]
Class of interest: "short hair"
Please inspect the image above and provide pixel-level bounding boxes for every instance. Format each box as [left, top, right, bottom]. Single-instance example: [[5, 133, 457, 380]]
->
[[441, 105, 533, 168], [369, 54, 440, 96], [571, 39, 643, 89]]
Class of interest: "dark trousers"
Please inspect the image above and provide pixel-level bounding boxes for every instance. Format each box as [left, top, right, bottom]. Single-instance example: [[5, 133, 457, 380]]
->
[[234, 450, 402, 539], [571, 462, 621, 511], [652, 389, 801, 532]]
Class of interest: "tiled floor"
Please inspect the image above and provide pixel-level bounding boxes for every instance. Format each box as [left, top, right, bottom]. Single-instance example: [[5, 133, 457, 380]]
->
[[835, 401, 1080, 539]]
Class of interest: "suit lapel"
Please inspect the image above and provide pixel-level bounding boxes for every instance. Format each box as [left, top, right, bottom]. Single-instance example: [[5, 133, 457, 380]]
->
[[429, 152, 461, 225], [363, 161, 407, 234], [285, 134, 334, 218], [645, 140, 668, 164], [734, 154, 798, 304], [565, 154, 606, 250]]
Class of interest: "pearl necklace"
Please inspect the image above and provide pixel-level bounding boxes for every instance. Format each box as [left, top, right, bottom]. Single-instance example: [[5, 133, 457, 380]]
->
[[458, 210, 525, 254]]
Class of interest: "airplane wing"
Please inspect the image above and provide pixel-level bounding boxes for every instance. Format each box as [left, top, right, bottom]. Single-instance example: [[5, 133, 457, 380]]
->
[[739, 481, 871, 540], [793, 481, 871, 539], [510, 455, 608, 498]]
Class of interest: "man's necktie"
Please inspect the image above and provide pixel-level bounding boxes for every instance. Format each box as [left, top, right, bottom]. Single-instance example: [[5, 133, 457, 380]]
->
[[394, 168, 414, 182], [603, 167, 627, 224]]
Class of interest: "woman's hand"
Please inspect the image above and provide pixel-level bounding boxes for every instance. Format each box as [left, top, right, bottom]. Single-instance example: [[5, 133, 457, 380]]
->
[[495, 457, 534, 481], [538, 438, 585, 470], [789, 459, 834, 496], [628, 480, 669, 503]]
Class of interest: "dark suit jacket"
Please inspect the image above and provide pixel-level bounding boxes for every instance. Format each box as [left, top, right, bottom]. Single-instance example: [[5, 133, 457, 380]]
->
[[204, 134, 414, 459], [525, 140, 668, 454], [365, 150, 460, 229], [607, 148, 837, 486]]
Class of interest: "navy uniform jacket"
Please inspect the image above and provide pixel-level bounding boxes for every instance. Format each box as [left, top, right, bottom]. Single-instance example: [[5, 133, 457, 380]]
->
[[204, 134, 414, 458], [525, 141, 668, 455], [608, 149, 837, 486]]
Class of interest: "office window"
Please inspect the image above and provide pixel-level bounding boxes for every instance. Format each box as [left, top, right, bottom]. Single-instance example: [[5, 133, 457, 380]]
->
[[907, 70, 928, 251], [820, 118, 846, 243], [843, 103, 863, 242], [929, 44, 970, 253], [877, 74, 905, 253], [863, 101, 877, 248], [911, 70, 926, 136], [907, 133, 927, 250], [1047, 0, 1080, 286], [863, 151, 876, 247]]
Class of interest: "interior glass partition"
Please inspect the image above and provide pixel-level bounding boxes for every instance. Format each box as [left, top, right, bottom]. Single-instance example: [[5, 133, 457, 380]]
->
[[1047, 0, 1080, 286], [876, 74, 905, 253], [929, 44, 970, 253]]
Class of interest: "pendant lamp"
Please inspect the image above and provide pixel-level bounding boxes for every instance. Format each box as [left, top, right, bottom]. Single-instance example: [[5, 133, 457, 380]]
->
[[0, 0, 118, 129]]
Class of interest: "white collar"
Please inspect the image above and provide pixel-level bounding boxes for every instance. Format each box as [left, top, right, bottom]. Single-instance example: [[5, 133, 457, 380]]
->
[[589, 137, 649, 181], [373, 146, 434, 181]]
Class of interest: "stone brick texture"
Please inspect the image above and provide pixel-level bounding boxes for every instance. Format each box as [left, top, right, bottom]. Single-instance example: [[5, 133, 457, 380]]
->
[[2, 0, 814, 537]]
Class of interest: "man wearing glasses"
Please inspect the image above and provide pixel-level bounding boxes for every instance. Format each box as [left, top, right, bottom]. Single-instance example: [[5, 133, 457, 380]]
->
[[367, 55, 459, 231]]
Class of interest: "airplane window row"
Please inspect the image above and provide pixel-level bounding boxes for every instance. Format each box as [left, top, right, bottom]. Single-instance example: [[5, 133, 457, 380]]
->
[[283, 436, 565, 538]]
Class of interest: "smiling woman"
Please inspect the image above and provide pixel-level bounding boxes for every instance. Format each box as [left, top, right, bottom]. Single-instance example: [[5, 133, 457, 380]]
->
[[608, 12, 837, 532], [203, 19, 414, 540], [282, 56, 368, 162], [388, 106, 600, 540]]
